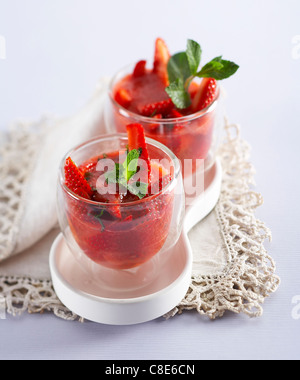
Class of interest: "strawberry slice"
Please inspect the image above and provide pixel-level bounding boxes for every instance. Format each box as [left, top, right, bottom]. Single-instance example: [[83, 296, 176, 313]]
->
[[191, 78, 218, 112], [108, 197, 122, 219], [114, 88, 132, 108], [133, 60, 147, 77], [153, 38, 171, 86], [140, 99, 174, 117], [126, 124, 151, 181], [166, 109, 183, 118], [189, 81, 200, 100], [64, 157, 93, 199]]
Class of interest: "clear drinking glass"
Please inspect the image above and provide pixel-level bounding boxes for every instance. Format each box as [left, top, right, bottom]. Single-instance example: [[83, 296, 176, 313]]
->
[[105, 63, 224, 177], [57, 134, 185, 291]]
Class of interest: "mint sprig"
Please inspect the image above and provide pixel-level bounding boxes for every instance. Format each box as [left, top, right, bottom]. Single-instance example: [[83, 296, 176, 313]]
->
[[93, 210, 105, 232], [89, 210, 105, 232], [166, 40, 239, 109], [105, 149, 148, 200]]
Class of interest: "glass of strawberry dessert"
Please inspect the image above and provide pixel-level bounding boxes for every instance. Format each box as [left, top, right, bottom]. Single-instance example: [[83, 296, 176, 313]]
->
[[106, 38, 239, 177], [57, 124, 184, 289]]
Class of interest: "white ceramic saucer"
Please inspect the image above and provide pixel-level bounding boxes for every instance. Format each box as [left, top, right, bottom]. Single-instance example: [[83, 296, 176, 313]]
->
[[49, 159, 222, 325]]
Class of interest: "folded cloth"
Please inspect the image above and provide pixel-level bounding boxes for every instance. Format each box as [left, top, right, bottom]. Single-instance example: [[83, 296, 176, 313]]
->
[[0, 78, 110, 261], [0, 79, 280, 320]]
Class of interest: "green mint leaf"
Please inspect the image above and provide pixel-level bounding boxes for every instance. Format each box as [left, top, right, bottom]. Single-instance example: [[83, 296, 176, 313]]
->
[[211, 56, 223, 62], [186, 39, 202, 75], [165, 79, 191, 109], [197, 57, 239, 80], [123, 149, 140, 181], [214, 58, 239, 79], [127, 182, 148, 199], [196, 60, 224, 78], [105, 149, 148, 198], [90, 210, 105, 232], [118, 176, 128, 191], [167, 52, 191, 84], [106, 148, 141, 185]]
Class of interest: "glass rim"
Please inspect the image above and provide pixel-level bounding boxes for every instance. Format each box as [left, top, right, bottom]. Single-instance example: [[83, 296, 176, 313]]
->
[[59, 133, 181, 207], [108, 62, 220, 124]]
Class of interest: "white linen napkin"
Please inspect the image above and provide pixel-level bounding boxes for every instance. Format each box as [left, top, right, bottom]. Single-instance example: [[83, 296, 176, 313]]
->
[[0, 78, 110, 261]]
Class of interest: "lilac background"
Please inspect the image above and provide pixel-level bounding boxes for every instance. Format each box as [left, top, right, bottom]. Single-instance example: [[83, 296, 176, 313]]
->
[[0, 0, 300, 360]]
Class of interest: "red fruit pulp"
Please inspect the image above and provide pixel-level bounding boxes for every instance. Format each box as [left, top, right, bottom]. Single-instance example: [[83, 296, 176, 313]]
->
[[114, 69, 170, 116], [64, 151, 174, 270]]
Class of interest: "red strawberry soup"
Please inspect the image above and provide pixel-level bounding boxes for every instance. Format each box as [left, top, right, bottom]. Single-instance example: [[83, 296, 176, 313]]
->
[[110, 38, 239, 175], [60, 125, 181, 270]]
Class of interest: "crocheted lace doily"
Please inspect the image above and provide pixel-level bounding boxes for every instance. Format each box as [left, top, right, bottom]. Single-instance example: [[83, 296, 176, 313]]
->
[[0, 121, 41, 261], [166, 122, 280, 319], [0, 120, 280, 321]]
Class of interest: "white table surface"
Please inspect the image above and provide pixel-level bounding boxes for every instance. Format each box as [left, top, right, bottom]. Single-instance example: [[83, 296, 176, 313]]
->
[[0, 0, 300, 360]]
